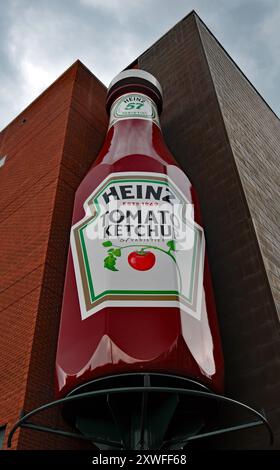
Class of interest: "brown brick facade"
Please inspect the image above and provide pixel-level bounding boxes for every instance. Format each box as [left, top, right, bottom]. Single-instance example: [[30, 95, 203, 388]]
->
[[138, 12, 280, 449]]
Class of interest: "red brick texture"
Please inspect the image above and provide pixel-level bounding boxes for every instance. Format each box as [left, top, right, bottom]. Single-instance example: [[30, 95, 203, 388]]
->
[[0, 61, 107, 449], [138, 12, 280, 449]]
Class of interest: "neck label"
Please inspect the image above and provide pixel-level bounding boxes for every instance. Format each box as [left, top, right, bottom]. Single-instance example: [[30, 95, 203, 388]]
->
[[109, 92, 160, 128]]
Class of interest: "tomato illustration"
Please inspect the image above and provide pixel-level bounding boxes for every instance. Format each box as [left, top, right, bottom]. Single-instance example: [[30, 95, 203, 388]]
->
[[128, 250, 156, 271]]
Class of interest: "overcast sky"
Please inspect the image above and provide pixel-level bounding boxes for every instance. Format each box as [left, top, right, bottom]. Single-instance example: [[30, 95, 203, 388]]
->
[[0, 0, 279, 130]]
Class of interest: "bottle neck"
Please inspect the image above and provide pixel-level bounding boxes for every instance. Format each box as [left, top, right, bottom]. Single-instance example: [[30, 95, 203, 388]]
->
[[92, 91, 166, 164], [108, 91, 161, 130], [93, 90, 177, 166]]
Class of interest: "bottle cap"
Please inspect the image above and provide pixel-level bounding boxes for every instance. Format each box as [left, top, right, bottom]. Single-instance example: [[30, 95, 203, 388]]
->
[[106, 69, 163, 114]]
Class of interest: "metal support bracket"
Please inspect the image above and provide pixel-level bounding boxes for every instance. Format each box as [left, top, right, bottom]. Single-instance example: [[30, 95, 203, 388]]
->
[[7, 373, 273, 449]]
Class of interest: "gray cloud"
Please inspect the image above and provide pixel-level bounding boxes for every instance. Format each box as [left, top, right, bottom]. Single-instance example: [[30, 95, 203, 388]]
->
[[0, 0, 279, 130]]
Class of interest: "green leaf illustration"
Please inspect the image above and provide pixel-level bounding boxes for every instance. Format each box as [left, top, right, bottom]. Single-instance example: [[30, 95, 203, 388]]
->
[[102, 240, 113, 247], [113, 248, 121, 257], [104, 254, 118, 271], [167, 240, 176, 252]]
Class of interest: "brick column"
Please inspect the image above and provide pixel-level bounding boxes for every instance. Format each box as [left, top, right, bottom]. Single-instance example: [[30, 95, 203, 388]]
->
[[137, 11, 280, 449], [0, 61, 107, 449]]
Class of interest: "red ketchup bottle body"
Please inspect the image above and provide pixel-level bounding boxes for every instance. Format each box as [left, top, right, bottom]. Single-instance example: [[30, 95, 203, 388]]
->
[[55, 71, 224, 398]]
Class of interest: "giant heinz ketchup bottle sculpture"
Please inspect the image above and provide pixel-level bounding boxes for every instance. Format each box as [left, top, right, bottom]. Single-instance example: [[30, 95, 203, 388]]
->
[[55, 70, 224, 409]]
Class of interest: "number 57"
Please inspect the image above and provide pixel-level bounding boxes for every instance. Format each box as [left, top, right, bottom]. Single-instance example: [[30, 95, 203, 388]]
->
[[125, 103, 144, 110]]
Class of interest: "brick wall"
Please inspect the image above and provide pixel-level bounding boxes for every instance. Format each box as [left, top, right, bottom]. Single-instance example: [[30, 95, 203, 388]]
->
[[138, 11, 280, 449], [198, 18, 280, 448], [0, 61, 107, 449]]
